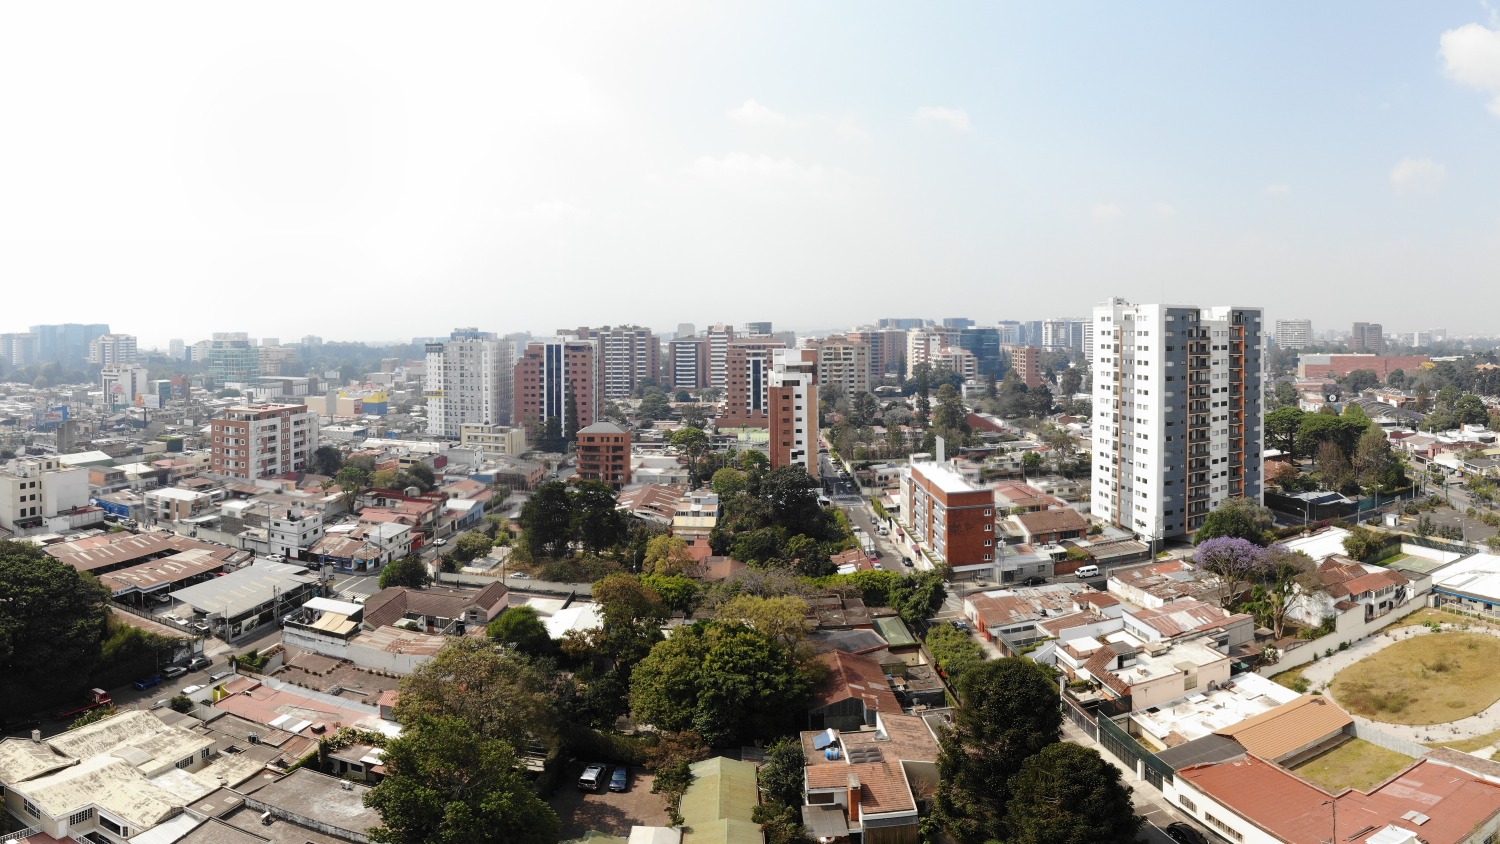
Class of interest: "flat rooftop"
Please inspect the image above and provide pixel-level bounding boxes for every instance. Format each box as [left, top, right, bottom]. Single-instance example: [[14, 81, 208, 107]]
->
[[1133, 673, 1301, 747], [1433, 553, 1500, 602], [170, 560, 318, 617]]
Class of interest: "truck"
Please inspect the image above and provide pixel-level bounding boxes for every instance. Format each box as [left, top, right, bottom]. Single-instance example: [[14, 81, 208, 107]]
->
[[55, 688, 112, 721]]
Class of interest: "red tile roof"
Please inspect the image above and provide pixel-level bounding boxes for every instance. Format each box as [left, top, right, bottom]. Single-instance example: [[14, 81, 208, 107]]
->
[[813, 651, 900, 715]]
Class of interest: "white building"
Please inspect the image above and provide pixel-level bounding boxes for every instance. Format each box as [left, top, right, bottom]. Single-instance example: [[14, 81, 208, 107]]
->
[[1273, 318, 1313, 350], [98, 366, 149, 409], [0, 455, 90, 534], [458, 422, 528, 456], [424, 328, 515, 438], [87, 333, 138, 367], [769, 348, 819, 477], [1091, 299, 1264, 541]]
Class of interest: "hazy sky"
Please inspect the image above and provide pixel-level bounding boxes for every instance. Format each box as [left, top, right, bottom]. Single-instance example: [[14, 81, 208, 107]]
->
[[4, 2, 1500, 348]]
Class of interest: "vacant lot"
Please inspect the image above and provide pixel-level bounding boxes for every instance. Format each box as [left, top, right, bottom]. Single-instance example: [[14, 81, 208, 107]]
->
[[1292, 738, 1415, 793], [549, 764, 666, 841], [1332, 632, 1500, 725]]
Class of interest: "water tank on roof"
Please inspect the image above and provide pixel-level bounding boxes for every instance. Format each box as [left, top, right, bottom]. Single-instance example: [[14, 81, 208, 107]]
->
[[825, 746, 842, 761]]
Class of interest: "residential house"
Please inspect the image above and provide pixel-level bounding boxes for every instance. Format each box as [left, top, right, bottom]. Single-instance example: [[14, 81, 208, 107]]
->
[[800, 711, 941, 844], [1057, 633, 1232, 713], [1290, 557, 1414, 626], [361, 582, 509, 635], [1004, 506, 1089, 545], [810, 650, 902, 732]]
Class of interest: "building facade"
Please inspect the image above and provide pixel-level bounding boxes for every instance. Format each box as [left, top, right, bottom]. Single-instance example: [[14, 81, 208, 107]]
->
[[210, 403, 318, 480], [575, 421, 632, 488], [899, 460, 998, 571], [0, 455, 90, 534], [806, 337, 871, 396], [1091, 299, 1264, 541], [1273, 319, 1313, 350], [718, 338, 788, 427], [668, 337, 710, 391], [1350, 321, 1386, 355], [562, 325, 660, 399], [30, 323, 110, 365], [769, 348, 819, 477], [424, 329, 515, 438], [1004, 344, 1044, 389], [847, 326, 906, 378], [512, 338, 602, 434], [205, 332, 260, 386], [99, 366, 149, 409], [88, 333, 138, 367]]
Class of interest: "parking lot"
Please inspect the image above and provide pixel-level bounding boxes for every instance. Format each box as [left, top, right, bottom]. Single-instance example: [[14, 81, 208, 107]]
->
[[548, 764, 666, 840]]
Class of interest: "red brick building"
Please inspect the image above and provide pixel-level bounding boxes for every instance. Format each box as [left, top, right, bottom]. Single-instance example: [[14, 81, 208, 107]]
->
[[575, 421, 632, 488], [513, 339, 602, 433], [211, 403, 317, 480], [1296, 353, 1429, 381], [1003, 344, 1044, 388], [769, 348, 819, 478], [717, 338, 788, 428], [899, 461, 997, 570]]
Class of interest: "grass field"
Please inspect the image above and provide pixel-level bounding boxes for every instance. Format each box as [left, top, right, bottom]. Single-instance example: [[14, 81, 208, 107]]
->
[[1332, 632, 1500, 725], [1292, 738, 1415, 793], [1272, 664, 1312, 693]]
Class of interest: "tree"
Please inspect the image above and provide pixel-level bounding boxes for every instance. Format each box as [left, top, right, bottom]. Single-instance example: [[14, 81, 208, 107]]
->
[[679, 403, 708, 429], [1058, 367, 1083, 397], [372, 468, 401, 489], [642, 574, 700, 613], [1002, 742, 1142, 844], [1342, 526, 1387, 562], [1387, 368, 1406, 389], [403, 463, 437, 492], [1265, 407, 1305, 455], [630, 622, 814, 746], [890, 570, 947, 630], [365, 715, 560, 844], [1316, 440, 1356, 493], [670, 426, 709, 453], [715, 595, 810, 647], [1021, 451, 1043, 476], [1245, 546, 1320, 639], [310, 445, 344, 476], [1027, 383, 1055, 418], [712, 467, 749, 499], [1341, 402, 1371, 430], [759, 466, 825, 538], [934, 658, 1063, 844], [1414, 382, 1432, 412], [519, 481, 573, 559], [643, 534, 697, 576], [759, 736, 808, 808], [1354, 426, 1403, 493], [1194, 498, 1274, 546], [450, 531, 494, 565], [571, 481, 625, 554], [1268, 380, 1299, 412], [393, 639, 559, 751], [1297, 414, 1365, 459], [932, 384, 969, 432], [536, 416, 566, 453], [335, 465, 371, 511], [849, 392, 880, 427], [1342, 369, 1379, 393], [1193, 537, 1268, 608], [379, 555, 431, 589], [1456, 394, 1489, 426], [638, 392, 673, 423], [486, 606, 552, 656], [0, 541, 110, 717]]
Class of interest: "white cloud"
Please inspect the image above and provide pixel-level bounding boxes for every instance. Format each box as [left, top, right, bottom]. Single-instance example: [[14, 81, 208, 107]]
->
[[519, 200, 589, 223], [1389, 158, 1447, 194], [1153, 202, 1177, 217], [1263, 184, 1291, 196], [728, 98, 792, 127], [833, 115, 871, 142], [1092, 202, 1123, 221], [913, 106, 971, 132], [1440, 22, 1500, 115], [686, 152, 846, 198]]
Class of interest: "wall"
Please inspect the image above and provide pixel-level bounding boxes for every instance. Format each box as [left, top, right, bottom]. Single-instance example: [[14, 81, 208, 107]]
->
[[1254, 590, 1429, 677], [1162, 776, 1283, 844], [1348, 721, 1429, 759]]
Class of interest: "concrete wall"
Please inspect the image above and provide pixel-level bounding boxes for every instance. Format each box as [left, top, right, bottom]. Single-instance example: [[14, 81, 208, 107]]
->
[[1348, 721, 1429, 760], [283, 625, 434, 675], [1255, 591, 1428, 678]]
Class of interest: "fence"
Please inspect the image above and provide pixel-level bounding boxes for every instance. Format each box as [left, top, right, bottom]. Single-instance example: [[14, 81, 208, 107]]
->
[[1062, 694, 1098, 741], [1255, 592, 1430, 677], [1348, 722, 1430, 759], [1097, 714, 1175, 791]]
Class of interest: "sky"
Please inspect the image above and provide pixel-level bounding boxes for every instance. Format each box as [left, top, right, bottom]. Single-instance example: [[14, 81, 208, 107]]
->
[[3, 2, 1500, 348]]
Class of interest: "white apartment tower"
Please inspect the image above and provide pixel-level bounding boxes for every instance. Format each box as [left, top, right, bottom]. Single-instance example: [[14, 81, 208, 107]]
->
[[88, 334, 138, 367], [706, 323, 736, 390], [769, 348, 819, 477], [1091, 299, 1264, 542], [1274, 319, 1313, 350], [424, 328, 515, 439]]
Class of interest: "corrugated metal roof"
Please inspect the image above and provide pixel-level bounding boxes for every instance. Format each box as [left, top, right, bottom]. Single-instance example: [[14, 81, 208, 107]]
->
[[1216, 695, 1351, 762]]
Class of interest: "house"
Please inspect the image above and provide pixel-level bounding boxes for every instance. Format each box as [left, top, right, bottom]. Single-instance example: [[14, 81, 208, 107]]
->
[[1107, 559, 1221, 609], [1005, 506, 1090, 545], [962, 583, 1103, 652], [800, 711, 941, 844], [1213, 694, 1353, 766], [1057, 633, 1232, 713], [361, 582, 509, 635], [615, 484, 684, 525], [810, 650, 902, 731], [1290, 557, 1414, 626], [1123, 599, 1255, 648], [678, 757, 761, 844]]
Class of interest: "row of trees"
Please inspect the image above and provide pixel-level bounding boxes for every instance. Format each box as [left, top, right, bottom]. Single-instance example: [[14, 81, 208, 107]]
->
[[1264, 406, 1406, 495], [708, 465, 855, 576]]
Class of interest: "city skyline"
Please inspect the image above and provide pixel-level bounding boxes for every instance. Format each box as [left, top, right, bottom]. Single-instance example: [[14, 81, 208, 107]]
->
[[4, 3, 1500, 343]]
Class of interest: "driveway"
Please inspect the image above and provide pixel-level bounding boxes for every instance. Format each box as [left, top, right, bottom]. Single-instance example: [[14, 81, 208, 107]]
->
[[549, 764, 666, 840]]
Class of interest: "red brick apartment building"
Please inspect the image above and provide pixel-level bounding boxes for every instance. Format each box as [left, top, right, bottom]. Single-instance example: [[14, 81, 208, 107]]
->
[[211, 403, 317, 480], [1003, 344, 1044, 388], [575, 421, 632, 488], [899, 460, 996, 569], [769, 348, 819, 477], [718, 337, 788, 427], [513, 339, 602, 433]]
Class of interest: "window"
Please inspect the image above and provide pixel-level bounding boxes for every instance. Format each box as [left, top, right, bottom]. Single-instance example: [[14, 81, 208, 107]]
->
[[69, 807, 94, 826], [177, 756, 194, 769], [1178, 795, 1196, 812], [1204, 814, 1242, 842], [23, 798, 40, 818]]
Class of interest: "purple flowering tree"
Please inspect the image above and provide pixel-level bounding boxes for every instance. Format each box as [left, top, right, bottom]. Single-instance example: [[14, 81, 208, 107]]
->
[[1193, 536, 1269, 608]]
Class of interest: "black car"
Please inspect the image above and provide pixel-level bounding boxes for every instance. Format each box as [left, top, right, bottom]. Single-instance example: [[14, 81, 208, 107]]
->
[[1165, 822, 1207, 844]]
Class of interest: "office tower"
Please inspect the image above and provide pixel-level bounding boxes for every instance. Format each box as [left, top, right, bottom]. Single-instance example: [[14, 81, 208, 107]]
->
[[424, 328, 515, 438], [300, 335, 324, 348], [769, 348, 819, 477], [804, 337, 871, 396], [957, 327, 1002, 379], [98, 366, 149, 409], [258, 345, 298, 376], [744, 321, 773, 336], [1020, 320, 1044, 346], [1273, 319, 1313, 350], [719, 337, 790, 427], [906, 327, 957, 373], [168, 339, 185, 360], [669, 337, 710, 391], [995, 321, 1021, 345], [211, 403, 318, 480], [1091, 299, 1263, 541], [206, 333, 259, 386], [1350, 322, 1386, 355], [943, 318, 975, 330], [847, 327, 905, 378], [1041, 318, 1087, 353], [1003, 345, 1044, 388], [513, 338, 602, 433], [878, 318, 926, 330], [29, 323, 111, 366], [561, 325, 661, 399], [706, 324, 736, 390], [0, 334, 38, 369], [88, 334, 138, 367]]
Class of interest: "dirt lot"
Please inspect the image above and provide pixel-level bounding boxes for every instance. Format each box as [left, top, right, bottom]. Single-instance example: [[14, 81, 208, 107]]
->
[[549, 763, 667, 840]]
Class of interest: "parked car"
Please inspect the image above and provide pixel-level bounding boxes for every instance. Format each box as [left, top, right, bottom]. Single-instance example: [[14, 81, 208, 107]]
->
[[187, 656, 211, 671], [1165, 822, 1207, 844], [209, 671, 231, 682], [1023, 575, 1049, 586], [265, 554, 285, 563], [132, 676, 162, 690], [578, 763, 607, 791], [901, 556, 913, 567], [511, 572, 530, 579], [609, 766, 630, 792], [950, 620, 970, 632], [432, 538, 448, 546], [181, 685, 205, 695], [162, 665, 187, 679], [191, 622, 211, 635]]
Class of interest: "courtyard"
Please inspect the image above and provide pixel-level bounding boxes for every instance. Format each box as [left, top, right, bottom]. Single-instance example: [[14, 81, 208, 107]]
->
[[1330, 632, 1500, 725]]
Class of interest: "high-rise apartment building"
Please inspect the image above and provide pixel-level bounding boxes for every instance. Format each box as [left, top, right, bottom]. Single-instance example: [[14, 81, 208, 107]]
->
[[424, 328, 515, 438], [168, 339, 185, 360], [943, 318, 975, 330], [1273, 319, 1313, 350], [1003, 345, 1044, 388], [211, 403, 318, 480], [878, 318, 926, 330], [847, 327, 906, 378], [513, 338, 602, 434], [0, 334, 38, 369], [1041, 318, 1088, 353], [561, 326, 661, 399], [1350, 322, 1385, 355], [99, 366, 149, 409], [719, 338, 789, 427], [206, 333, 260, 386], [88, 334, 138, 367], [769, 348, 819, 477], [30, 323, 110, 365], [1091, 299, 1263, 541], [668, 337, 710, 392], [906, 328, 957, 373], [805, 337, 870, 396], [706, 324, 736, 390]]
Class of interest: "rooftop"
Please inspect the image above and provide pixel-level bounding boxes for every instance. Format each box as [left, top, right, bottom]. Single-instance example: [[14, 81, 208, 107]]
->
[[170, 560, 318, 617], [1133, 673, 1301, 747], [1280, 527, 1354, 563], [1432, 553, 1500, 601], [813, 651, 901, 715]]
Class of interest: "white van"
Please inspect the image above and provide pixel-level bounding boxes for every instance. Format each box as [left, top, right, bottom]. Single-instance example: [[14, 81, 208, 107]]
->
[[1074, 565, 1100, 579]]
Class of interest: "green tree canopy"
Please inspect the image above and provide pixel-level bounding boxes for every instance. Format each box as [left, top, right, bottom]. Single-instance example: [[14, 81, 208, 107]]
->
[[1264, 406, 1304, 455], [711, 467, 749, 499], [935, 658, 1063, 844], [1297, 412, 1365, 459], [0, 541, 110, 716], [571, 481, 625, 555], [365, 715, 560, 844], [486, 606, 553, 656], [519, 481, 573, 559], [379, 555, 430, 590], [310, 445, 344, 476], [1194, 497, 1275, 546], [630, 621, 815, 746], [1001, 742, 1142, 844], [335, 465, 371, 511], [392, 639, 560, 751], [450, 531, 494, 564], [1342, 369, 1380, 393]]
